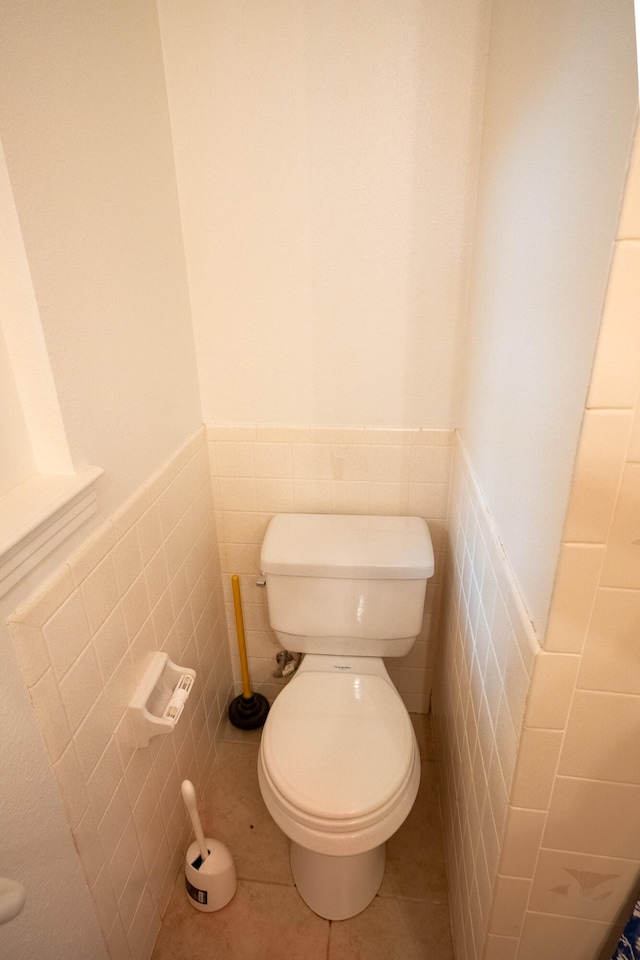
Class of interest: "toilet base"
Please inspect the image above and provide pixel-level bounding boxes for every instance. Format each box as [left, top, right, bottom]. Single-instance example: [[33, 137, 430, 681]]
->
[[290, 840, 386, 921]]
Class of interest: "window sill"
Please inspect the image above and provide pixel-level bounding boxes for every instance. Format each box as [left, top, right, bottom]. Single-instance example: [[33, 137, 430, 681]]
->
[[0, 466, 103, 598]]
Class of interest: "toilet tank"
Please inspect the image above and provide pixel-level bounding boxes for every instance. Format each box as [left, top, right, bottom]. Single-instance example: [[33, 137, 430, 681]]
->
[[260, 514, 434, 657]]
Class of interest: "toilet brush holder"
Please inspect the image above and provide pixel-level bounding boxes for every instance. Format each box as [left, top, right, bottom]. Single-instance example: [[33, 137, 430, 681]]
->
[[184, 839, 236, 912]]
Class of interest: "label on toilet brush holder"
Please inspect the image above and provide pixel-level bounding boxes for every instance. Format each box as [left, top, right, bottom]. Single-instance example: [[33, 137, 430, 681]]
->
[[186, 875, 208, 905]]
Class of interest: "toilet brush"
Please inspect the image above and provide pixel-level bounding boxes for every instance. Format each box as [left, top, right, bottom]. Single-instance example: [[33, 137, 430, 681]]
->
[[228, 574, 270, 729], [181, 780, 236, 912]]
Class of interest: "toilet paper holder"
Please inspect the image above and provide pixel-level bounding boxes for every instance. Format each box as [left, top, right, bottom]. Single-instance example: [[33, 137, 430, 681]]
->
[[129, 652, 196, 748]]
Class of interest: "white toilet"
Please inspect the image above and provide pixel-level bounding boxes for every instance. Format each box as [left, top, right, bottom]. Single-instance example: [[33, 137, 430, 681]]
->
[[257, 513, 434, 920]]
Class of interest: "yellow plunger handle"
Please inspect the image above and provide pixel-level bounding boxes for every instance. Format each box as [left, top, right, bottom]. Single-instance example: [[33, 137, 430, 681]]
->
[[231, 575, 252, 699]]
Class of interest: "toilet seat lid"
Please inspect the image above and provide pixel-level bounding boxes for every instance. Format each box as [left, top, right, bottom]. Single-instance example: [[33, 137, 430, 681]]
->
[[261, 671, 415, 821]]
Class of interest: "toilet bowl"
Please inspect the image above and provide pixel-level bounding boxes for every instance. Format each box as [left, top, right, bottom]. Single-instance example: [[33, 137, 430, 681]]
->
[[258, 654, 421, 920], [257, 514, 434, 920]]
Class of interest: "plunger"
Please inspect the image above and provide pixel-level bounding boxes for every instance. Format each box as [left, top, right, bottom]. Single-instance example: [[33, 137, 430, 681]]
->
[[228, 574, 270, 729]]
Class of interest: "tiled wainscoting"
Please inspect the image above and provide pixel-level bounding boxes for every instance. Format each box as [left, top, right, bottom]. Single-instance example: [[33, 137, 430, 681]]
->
[[208, 424, 453, 713], [8, 428, 233, 960], [435, 416, 640, 960], [433, 437, 540, 960]]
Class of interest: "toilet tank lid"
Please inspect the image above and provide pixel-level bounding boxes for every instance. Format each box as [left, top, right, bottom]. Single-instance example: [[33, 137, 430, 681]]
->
[[261, 514, 434, 579]]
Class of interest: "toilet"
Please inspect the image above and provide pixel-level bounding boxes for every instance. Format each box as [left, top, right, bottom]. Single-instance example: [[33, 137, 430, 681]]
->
[[257, 513, 434, 920]]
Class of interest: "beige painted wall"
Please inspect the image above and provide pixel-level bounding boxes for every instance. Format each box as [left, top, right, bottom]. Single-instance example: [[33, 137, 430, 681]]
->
[[0, 0, 202, 516], [0, 326, 35, 496], [460, 0, 637, 635], [158, 0, 488, 428]]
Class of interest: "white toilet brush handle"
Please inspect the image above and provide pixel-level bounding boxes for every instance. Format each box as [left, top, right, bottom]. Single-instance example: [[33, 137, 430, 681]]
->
[[181, 779, 209, 862]]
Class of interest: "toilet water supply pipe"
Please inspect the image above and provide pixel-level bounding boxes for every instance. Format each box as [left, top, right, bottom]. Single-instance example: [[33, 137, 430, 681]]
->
[[227, 575, 270, 729]]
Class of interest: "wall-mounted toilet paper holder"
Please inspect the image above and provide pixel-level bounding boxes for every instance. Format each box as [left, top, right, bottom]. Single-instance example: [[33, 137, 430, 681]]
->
[[129, 652, 195, 748]]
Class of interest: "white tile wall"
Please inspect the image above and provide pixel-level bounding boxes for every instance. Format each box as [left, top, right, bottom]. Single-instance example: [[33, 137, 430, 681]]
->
[[8, 428, 232, 960], [207, 424, 454, 712], [432, 438, 540, 960]]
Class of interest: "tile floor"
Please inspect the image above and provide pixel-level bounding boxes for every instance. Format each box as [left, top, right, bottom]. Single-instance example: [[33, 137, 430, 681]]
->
[[151, 714, 453, 960]]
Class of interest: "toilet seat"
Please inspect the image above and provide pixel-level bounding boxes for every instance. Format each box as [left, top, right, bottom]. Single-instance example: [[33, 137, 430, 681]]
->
[[262, 670, 413, 819], [258, 667, 420, 855]]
